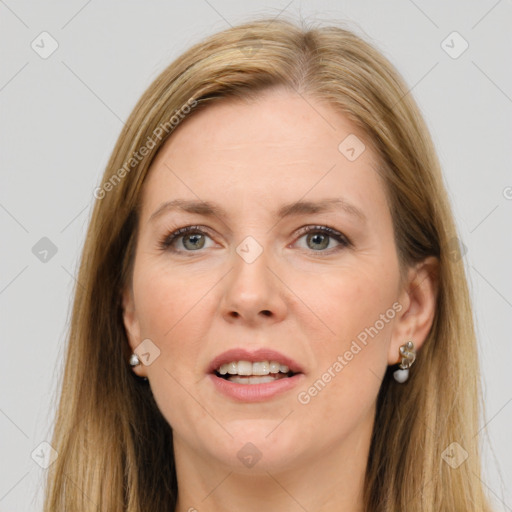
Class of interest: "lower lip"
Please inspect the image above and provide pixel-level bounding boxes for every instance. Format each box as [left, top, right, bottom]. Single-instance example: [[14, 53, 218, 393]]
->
[[209, 373, 305, 402]]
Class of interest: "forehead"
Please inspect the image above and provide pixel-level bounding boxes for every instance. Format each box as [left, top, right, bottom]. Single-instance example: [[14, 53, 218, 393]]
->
[[139, 88, 385, 221], [153, 88, 371, 160]]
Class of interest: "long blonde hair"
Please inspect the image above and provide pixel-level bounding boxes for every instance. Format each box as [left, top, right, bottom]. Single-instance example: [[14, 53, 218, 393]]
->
[[43, 17, 493, 511]]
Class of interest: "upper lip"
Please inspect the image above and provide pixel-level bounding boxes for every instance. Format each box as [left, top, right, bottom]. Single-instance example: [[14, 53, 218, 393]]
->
[[208, 348, 304, 374]]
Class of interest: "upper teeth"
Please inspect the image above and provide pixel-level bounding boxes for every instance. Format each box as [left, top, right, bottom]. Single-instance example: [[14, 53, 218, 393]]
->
[[217, 360, 290, 376]]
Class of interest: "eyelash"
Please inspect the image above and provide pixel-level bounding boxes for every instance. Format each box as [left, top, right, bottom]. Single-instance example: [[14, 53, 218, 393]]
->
[[157, 224, 352, 255]]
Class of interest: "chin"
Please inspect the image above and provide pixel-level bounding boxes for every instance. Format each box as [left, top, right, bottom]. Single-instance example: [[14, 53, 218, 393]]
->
[[201, 423, 306, 472]]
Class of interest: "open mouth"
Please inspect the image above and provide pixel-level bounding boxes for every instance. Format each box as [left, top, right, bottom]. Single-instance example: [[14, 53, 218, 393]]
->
[[214, 370, 297, 385], [213, 360, 298, 385], [209, 355, 305, 400]]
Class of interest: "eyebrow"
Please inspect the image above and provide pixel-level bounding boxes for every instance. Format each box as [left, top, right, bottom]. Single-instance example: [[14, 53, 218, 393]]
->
[[148, 197, 367, 224]]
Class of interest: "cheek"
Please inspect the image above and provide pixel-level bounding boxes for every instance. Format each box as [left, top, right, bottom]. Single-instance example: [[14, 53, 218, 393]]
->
[[290, 263, 400, 435], [134, 259, 211, 338], [132, 264, 211, 430], [291, 263, 399, 417], [296, 262, 399, 349], [130, 263, 205, 403]]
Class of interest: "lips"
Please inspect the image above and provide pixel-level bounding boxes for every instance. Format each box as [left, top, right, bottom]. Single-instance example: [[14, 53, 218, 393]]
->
[[207, 348, 304, 375]]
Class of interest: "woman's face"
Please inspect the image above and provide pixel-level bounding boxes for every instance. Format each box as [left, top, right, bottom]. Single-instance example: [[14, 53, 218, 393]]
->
[[123, 87, 415, 473]]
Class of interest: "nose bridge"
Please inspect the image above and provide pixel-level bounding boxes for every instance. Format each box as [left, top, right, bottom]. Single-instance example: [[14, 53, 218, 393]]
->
[[220, 234, 286, 321]]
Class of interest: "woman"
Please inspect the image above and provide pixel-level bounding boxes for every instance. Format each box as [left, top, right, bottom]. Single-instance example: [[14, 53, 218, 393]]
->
[[43, 17, 494, 511]]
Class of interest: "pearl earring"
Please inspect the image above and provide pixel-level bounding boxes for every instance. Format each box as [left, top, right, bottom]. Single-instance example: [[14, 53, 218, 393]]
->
[[129, 353, 148, 381], [393, 341, 416, 383]]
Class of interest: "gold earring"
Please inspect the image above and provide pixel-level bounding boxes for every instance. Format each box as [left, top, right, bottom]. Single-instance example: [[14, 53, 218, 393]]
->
[[393, 341, 416, 383]]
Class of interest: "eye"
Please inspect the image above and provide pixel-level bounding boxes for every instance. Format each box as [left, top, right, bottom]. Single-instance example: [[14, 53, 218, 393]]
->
[[294, 225, 351, 253], [158, 225, 215, 252]]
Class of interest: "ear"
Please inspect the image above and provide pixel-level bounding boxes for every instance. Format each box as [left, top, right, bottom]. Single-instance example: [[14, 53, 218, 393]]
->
[[122, 286, 147, 378], [388, 256, 439, 365]]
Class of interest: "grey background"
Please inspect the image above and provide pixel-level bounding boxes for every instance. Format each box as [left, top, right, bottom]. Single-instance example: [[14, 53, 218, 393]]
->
[[1, 1, 511, 510]]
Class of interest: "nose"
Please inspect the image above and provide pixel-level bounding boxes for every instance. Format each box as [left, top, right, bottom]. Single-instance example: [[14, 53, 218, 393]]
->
[[219, 242, 287, 326]]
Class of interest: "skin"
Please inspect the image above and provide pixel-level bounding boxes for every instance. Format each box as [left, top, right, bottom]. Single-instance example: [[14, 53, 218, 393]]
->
[[122, 86, 438, 512]]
